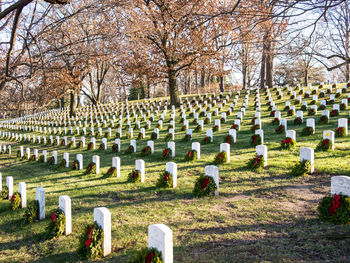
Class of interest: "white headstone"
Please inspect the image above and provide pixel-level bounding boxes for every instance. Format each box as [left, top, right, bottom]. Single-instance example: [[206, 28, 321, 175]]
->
[[36, 187, 45, 220], [43, 150, 47, 162], [130, 139, 137, 152], [148, 224, 173, 263], [191, 142, 200, 159], [77, 154, 83, 170], [59, 195, 72, 235], [206, 129, 213, 142], [111, 157, 121, 177], [63, 152, 69, 168], [166, 162, 177, 188], [300, 147, 314, 173], [135, 159, 145, 183], [306, 118, 315, 134], [214, 119, 221, 131], [338, 118, 348, 135], [228, 129, 237, 143], [286, 130, 296, 141], [52, 151, 58, 165], [205, 165, 219, 196], [93, 155, 100, 174], [331, 176, 350, 196], [18, 182, 26, 208], [93, 207, 111, 256], [323, 130, 335, 150], [147, 140, 154, 154], [256, 145, 268, 167], [6, 176, 13, 200], [255, 129, 264, 144], [280, 119, 287, 130], [168, 141, 175, 158], [102, 138, 107, 150], [219, 143, 230, 162], [91, 137, 96, 150]]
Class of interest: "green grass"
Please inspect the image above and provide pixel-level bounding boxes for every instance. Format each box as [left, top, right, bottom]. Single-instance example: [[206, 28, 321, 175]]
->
[[1, 87, 350, 262]]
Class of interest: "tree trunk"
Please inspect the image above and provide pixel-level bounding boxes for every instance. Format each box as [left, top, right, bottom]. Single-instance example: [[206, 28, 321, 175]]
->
[[304, 69, 308, 86], [69, 90, 76, 117], [147, 77, 150, 98], [76, 93, 80, 108], [60, 96, 65, 110], [345, 63, 350, 82], [242, 43, 247, 89], [200, 67, 205, 88], [168, 69, 180, 107], [265, 39, 273, 89], [219, 76, 224, 92], [260, 36, 267, 89], [194, 70, 198, 94], [242, 64, 247, 90]]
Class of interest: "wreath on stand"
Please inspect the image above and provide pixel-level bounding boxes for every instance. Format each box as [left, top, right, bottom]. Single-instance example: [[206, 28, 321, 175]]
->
[[247, 155, 265, 170], [77, 222, 104, 259], [202, 136, 211, 144], [161, 148, 172, 160], [72, 160, 79, 170], [24, 200, 39, 224], [281, 137, 296, 150], [291, 160, 312, 177], [336, 127, 346, 137], [105, 167, 118, 178], [193, 175, 217, 197], [319, 115, 329, 124], [124, 145, 135, 155], [131, 247, 163, 263], [128, 170, 142, 183], [156, 171, 173, 188], [250, 134, 262, 146], [316, 138, 333, 151], [85, 162, 96, 175], [47, 208, 66, 238], [213, 151, 227, 164], [184, 150, 197, 161], [318, 194, 350, 225]]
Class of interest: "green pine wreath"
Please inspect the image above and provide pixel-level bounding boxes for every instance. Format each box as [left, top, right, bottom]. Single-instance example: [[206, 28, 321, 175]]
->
[[59, 159, 67, 169], [214, 151, 227, 164], [10, 192, 21, 210], [105, 167, 118, 178], [291, 160, 312, 177], [0, 186, 9, 200], [85, 162, 96, 175], [156, 171, 173, 188], [316, 139, 333, 151], [250, 134, 262, 146], [318, 194, 350, 225], [124, 145, 134, 155], [141, 146, 152, 156], [184, 150, 197, 162], [193, 175, 217, 197], [161, 148, 172, 160], [78, 222, 104, 259], [247, 155, 265, 170], [131, 247, 163, 263], [128, 170, 141, 183], [281, 137, 296, 150], [24, 200, 39, 224], [47, 208, 66, 238]]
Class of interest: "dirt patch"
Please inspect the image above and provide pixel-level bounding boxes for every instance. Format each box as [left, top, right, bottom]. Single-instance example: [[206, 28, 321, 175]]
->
[[281, 184, 327, 216]]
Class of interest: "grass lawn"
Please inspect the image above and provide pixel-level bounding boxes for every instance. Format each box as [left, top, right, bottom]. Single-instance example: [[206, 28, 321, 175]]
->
[[1, 87, 350, 262]]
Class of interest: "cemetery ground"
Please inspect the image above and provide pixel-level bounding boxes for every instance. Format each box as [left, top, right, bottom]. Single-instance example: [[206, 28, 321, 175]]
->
[[1, 91, 350, 262]]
